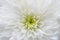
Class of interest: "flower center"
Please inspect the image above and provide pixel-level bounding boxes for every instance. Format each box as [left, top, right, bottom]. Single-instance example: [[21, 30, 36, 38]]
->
[[23, 14, 39, 31], [25, 15, 36, 27]]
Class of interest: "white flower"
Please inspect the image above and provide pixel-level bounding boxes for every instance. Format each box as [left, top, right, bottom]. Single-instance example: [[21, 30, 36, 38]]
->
[[0, 0, 60, 40]]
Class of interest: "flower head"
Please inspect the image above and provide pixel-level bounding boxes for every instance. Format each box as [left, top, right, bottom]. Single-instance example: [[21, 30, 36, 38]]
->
[[0, 0, 59, 40]]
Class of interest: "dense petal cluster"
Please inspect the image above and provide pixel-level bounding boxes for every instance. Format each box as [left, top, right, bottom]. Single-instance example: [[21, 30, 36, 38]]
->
[[0, 0, 60, 40]]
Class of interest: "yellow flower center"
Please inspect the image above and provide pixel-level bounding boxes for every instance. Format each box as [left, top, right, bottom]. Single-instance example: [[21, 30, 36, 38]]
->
[[23, 14, 39, 31], [25, 15, 36, 28]]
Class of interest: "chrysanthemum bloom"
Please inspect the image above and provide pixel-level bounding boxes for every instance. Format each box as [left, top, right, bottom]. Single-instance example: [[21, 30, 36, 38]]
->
[[0, 0, 60, 40]]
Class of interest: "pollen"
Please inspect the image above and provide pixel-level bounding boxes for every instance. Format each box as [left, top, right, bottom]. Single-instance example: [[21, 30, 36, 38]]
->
[[22, 13, 42, 31], [25, 15, 36, 29]]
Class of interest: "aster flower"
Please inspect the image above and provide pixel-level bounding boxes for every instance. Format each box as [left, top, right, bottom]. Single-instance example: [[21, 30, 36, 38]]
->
[[0, 0, 60, 40]]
